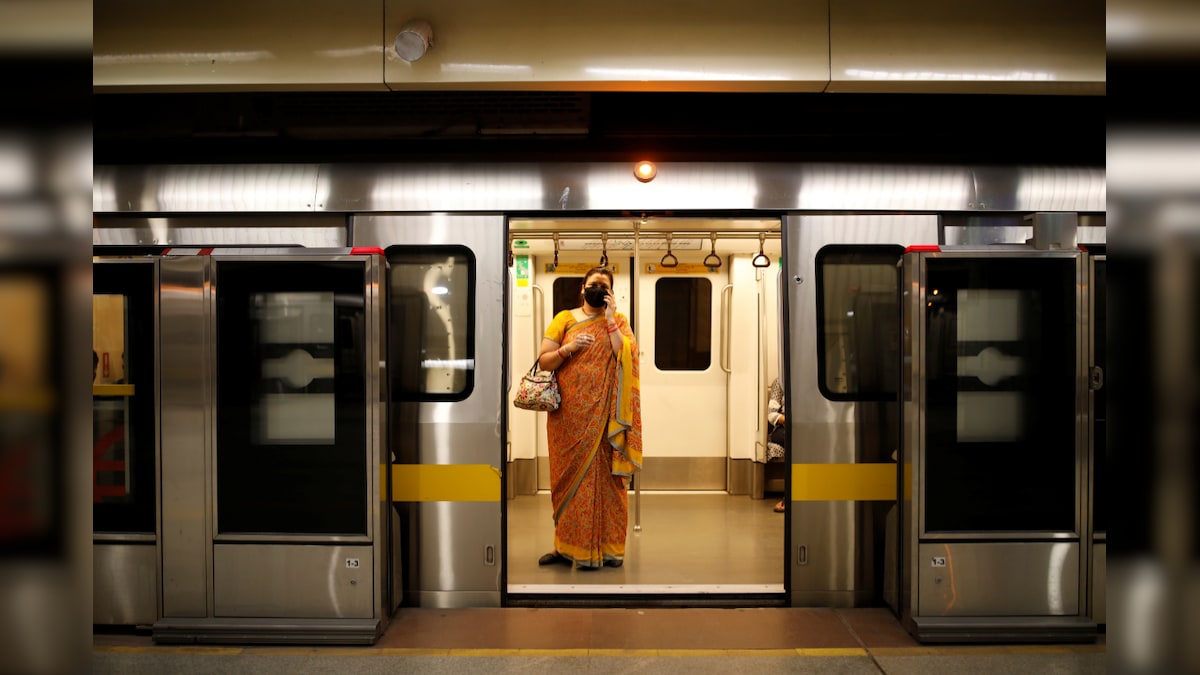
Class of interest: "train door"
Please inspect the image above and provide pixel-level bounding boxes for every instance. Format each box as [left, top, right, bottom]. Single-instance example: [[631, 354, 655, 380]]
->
[[505, 219, 785, 599], [352, 215, 507, 609], [93, 257, 158, 626], [786, 215, 938, 609], [155, 247, 389, 643]]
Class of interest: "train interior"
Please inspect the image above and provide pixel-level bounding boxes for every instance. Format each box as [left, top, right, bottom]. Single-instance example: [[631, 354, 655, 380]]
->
[[504, 217, 787, 601]]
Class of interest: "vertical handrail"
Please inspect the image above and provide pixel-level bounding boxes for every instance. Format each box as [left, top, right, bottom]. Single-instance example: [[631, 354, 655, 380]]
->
[[530, 285, 545, 354], [757, 266, 767, 441], [632, 225, 642, 532], [720, 283, 734, 374]]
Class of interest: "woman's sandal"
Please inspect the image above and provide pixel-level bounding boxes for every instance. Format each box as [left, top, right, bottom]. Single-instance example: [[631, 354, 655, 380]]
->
[[773, 501, 785, 513], [538, 551, 570, 566]]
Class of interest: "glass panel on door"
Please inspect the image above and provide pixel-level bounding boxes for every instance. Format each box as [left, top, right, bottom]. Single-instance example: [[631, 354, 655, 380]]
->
[[387, 247, 475, 401], [816, 245, 904, 401], [923, 257, 1078, 533], [215, 261, 369, 536]]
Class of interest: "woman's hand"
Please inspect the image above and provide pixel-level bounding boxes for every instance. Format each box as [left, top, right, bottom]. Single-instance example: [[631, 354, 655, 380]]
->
[[604, 288, 617, 322], [572, 333, 596, 352]]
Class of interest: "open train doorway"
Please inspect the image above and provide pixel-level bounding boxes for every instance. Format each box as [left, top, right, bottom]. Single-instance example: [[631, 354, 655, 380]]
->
[[504, 217, 786, 604]]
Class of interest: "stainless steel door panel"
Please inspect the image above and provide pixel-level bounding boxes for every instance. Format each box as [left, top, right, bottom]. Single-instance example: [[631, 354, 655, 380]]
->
[[94, 543, 157, 625], [213, 545, 374, 619], [789, 501, 864, 607], [785, 215, 937, 607], [353, 215, 505, 606], [786, 215, 936, 465], [158, 256, 211, 618], [415, 502, 502, 608], [917, 542, 1079, 616]]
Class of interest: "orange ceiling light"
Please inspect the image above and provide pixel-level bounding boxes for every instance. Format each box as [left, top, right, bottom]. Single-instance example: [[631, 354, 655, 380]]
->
[[634, 160, 657, 182]]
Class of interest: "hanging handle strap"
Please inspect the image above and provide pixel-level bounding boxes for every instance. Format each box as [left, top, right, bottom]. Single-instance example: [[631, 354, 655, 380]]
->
[[660, 233, 679, 268], [703, 232, 722, 268], [751, 232, 771, 268]]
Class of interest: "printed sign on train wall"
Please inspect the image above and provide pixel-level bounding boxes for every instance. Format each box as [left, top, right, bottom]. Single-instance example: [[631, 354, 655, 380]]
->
[[642, 263, 720, 274], [544, 263, 620, 274], [514, 255, 530, 287]]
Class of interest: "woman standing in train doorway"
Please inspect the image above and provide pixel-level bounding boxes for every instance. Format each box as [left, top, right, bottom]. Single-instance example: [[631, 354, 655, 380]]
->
[[535, 266, 642, 570]]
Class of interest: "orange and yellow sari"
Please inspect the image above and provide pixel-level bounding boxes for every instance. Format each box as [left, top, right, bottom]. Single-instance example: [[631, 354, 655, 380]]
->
[[544, 310, 642, 568]]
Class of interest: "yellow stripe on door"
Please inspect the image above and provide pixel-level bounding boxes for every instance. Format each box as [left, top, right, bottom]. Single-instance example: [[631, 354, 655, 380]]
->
[[790, 463, 910, 501], [385, 464, 502, 502]]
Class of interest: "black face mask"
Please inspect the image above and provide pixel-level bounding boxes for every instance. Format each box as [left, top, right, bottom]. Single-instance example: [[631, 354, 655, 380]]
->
[[583, 286, 608, 308]]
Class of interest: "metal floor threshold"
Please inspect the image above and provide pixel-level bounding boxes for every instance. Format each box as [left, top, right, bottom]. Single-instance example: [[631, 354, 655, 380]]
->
[[506, 584, 789, 609], [509, 583, 784, 594]]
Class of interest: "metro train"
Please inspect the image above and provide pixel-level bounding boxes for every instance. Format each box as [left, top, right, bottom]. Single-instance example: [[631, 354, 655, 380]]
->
[[91, 161, 1106, 644]]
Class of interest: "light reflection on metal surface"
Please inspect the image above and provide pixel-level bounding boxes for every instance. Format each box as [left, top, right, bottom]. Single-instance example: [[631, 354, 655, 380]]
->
[[1016, 167, 1107, 211], [584, 66, 790, 81], [797, 166, 970, 210], [0, 136, 35, 195], [585, 163, 759, 209], [364, 167, 545, 211], [845, 68, 1056, 82], [94, 163, 1106, 214], [1047, 541, 1071, 614], [441, 63, 533, 75], [315, 45, 384, 59], [93, 50, 275, 66]]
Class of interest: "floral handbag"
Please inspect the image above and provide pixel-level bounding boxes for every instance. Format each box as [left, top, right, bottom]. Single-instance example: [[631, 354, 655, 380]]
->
[[513, 358, 560, 411]]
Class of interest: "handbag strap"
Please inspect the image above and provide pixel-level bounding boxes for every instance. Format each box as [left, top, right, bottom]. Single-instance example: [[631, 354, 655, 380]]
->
[[527, 354, 560, 375]]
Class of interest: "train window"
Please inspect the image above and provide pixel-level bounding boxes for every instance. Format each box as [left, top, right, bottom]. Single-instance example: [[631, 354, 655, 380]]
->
[[654, 278, 712, 371], [551, 277, 584, 317], [93, 294, 134, 502], [815, 245, 903, 401], [387, 247, 475, 401], [551, 278, 635, 330], [93, 262, 156, 535]]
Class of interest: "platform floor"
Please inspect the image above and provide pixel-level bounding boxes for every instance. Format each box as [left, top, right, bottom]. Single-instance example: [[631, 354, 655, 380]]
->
[[94, 607, 1106, 674], [94, 492, 1105, 673]]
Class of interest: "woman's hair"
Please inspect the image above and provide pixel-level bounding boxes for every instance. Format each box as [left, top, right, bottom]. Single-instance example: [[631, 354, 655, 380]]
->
[[582, 266, 614, 288]]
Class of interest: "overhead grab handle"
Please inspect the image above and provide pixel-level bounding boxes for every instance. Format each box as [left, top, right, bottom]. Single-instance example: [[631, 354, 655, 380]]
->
[[660, 233, 679, 268], [752, 232, 771, 268], [599, 232, 609, 267], [552, 233, 560, 268], [703, 232, 722, 268]]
